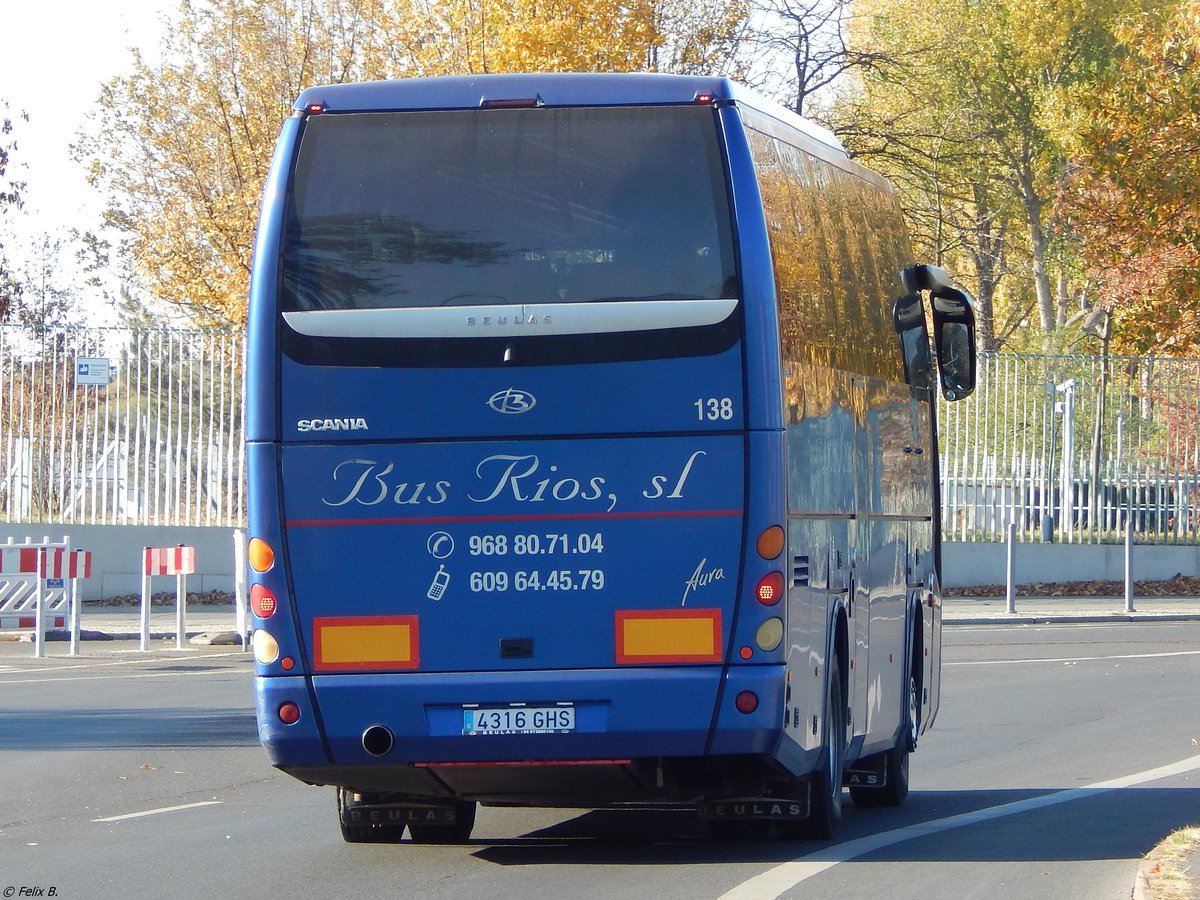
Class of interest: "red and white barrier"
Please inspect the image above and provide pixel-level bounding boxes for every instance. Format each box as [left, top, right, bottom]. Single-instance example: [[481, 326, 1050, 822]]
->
[[143, 545, 195, 577], [140, 545, 196, 650], [0, 546, 93, 580], [0, 537, 93, 657]]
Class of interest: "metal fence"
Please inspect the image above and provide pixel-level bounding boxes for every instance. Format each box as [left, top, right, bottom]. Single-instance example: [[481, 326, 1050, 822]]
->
[[2, 325, 1197, 546], [939, 352, 1200, 544], [0, 325, 245, 527]]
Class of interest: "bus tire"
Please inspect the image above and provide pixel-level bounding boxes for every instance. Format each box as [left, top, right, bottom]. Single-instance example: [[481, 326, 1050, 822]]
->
[[850, 665, 916, 808], [848, 735, 910, 808], [801, 654, 846, 839], [337, 787, 407, 844], [407, 799, 477, 844]]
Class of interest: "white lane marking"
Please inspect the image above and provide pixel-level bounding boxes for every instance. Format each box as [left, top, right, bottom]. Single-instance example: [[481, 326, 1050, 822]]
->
[[0, 652, 249, 685], [92, 801, 223, 823], [719, 752, 1200, 900], [947, 649, 1200, 667], [0, 668, 241, 686], [0, 651, 242, 672]]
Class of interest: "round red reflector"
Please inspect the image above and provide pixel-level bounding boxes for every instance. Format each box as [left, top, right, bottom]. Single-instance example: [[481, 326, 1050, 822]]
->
[[740, 646, 753, 660], [735, 691, 759, 714], [278, 702, 301, 725], [281, 657, 295, 671], [756, 571, 785, 605], [251, 584, 277, 618]]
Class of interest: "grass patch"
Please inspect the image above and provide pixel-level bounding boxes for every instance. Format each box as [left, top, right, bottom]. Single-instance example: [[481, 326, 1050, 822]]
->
[[1143, 826, 1200, 900]]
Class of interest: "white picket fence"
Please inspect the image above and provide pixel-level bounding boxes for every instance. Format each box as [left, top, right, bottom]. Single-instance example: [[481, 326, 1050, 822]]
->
[[2, 325, 1197, 547], [0, 326, 245, 527], [939, 352, 1200, 544]]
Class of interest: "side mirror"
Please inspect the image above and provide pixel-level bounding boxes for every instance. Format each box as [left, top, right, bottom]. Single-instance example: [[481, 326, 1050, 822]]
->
[[935, 319, 974, 400], [893, 291, 932, 393], [900, 265, 978, 401]]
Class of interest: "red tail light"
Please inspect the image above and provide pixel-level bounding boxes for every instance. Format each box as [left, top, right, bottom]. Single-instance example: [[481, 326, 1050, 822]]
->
[[251, 584, 277, 618], [756, 572, 784, 605]]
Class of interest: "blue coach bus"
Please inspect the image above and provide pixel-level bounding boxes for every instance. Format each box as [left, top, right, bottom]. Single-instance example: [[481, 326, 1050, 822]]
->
[[246, 73, 977, 843]]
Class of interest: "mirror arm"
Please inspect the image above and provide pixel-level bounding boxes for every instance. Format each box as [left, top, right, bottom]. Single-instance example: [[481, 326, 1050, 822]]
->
[[901, 264, 953, 294]]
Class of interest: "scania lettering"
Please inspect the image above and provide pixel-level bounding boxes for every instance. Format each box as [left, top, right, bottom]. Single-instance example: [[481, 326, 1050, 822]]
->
[[296, 418, 369, 432], [246, 73, 977, 844]]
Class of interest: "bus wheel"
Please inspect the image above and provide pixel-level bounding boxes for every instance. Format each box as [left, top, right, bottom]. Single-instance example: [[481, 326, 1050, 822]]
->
[[407, 800, 477, 844], [850, 671, 915, 808], [800, 654, 846, 839], [336, 787, 407, 844]]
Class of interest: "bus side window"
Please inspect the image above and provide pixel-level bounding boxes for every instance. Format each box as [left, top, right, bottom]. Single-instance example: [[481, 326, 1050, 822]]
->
[[893, 291, 932, 392]]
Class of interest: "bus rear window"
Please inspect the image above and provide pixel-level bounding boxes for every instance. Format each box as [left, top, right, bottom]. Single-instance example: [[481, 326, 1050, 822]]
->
[[282, 106, 736, 312]]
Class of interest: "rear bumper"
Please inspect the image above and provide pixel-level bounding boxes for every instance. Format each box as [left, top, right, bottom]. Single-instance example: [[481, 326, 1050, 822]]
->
[[257, 665, 788, 796]]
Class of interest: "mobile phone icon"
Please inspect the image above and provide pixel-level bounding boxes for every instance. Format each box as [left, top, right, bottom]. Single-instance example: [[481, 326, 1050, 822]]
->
[[427, 565, 450, 600]]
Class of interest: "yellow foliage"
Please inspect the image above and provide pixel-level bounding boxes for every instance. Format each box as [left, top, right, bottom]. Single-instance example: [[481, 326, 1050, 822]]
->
[[76, 0, 747, 324]]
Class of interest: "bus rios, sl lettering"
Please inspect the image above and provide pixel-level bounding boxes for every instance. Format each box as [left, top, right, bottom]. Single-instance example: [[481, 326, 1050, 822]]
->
[[321, 451, 708, 511]]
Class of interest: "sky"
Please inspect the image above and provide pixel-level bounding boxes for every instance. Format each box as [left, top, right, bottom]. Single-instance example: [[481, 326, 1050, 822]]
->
[[1, 1, 174, 243]]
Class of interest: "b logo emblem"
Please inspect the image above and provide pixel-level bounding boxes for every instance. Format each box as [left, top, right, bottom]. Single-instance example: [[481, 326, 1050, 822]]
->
[[488, 389, 537, 414]]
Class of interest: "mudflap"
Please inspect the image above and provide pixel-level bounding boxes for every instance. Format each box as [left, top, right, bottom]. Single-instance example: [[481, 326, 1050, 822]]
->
[[697, 792, 811, 822], [844, 751, 888, 789], [341, 795, 463, 828]]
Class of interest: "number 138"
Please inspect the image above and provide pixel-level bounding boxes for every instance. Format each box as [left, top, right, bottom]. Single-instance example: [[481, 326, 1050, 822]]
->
[[694, 397, 734, 421]]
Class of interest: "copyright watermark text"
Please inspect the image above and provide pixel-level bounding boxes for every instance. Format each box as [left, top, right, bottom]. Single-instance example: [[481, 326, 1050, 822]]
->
[[4, 888, 58, 897]]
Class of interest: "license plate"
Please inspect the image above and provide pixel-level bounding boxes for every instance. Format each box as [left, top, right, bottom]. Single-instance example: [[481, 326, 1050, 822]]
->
[[463, 705, 575, 735]]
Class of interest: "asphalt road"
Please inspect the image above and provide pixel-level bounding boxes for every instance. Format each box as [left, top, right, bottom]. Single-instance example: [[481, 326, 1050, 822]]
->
[[1, 622, 1198, 900]]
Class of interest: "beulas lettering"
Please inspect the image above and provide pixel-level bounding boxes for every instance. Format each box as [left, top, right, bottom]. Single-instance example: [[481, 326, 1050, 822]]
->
[[465, 313, 553, 327]]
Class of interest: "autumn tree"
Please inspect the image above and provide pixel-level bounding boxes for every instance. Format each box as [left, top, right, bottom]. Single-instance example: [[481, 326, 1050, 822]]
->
[[835, 74, 1026, 351], [9, 236, 78, 328], [1064, 0, 1200, 354], [75, 0, 396, 324], [0, 104, 26, 322], [747, 0, 894, 117], [386, 0, 748, 74], [838, 0, 1135, 348], [77, 0, 747, 325]]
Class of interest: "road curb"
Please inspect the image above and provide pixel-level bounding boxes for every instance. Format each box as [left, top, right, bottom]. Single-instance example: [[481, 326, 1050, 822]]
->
[[1134, 856, 1152, 900], [947, 614, 1200, 625]]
